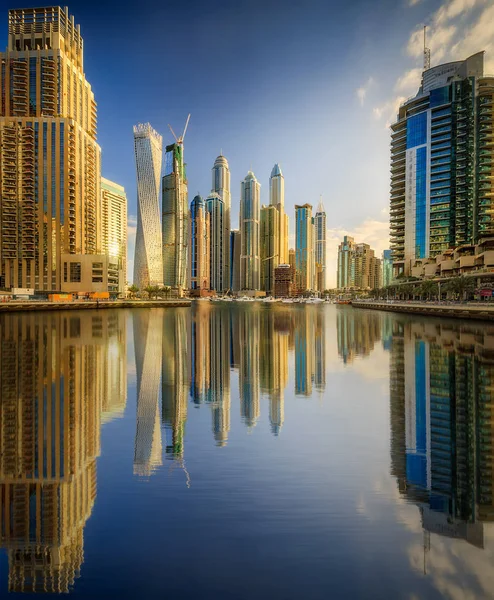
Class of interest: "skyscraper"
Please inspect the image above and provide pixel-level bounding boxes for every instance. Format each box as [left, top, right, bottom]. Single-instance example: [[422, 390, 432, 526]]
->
[[260, 204, 279, 295], [162, 141, 188, 291], [101, 177, 127, 295], [337, 235, 355, 288], [295, 204, 313, 292], [270, 164, 289, 264], [188, 195, 210, 293], [230, 230, 241, 292], [240, 171, 261, 291], [206, 192, 225, 292], [390, 52, 494, 276], [212, 154, 231, 291], [0, 7, 101, 292], [314, 200, 327, 291], [133, 123, 163, 289], [382, 249, 393, 287]]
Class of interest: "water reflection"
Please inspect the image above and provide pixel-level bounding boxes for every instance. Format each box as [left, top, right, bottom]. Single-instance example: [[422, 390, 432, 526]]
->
[[390, 319, 494, 550], [0, 312, 126, 593]]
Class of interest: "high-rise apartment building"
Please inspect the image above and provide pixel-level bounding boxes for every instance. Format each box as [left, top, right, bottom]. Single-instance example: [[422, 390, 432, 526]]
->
[[382, 249, 393, 287], [162, 142, 188, 290], [288, 248, 295, 281], [314, 200, 327, 291], [230, 229, 241, 292], [270, 164, 289, 264], [337, 235, 355, 288], [0, 7, 101, 292], [206, 192, 225, 292], [390, 52, 494, 276], [212, 154, 231, 291], [101, 178, 127, 295], [133, 123, 163, 289], [188, 195, 210, 293], [260, 205, 279, 294], [240, 171, 260, 291], [295, 204, 313, 292]]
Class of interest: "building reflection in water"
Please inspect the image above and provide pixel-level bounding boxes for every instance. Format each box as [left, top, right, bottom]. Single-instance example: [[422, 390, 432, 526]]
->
[[0, 311, 126, 593], [390, 319, 494, 551], [336, 307, 382, 364], [133, 310, 163, 476]]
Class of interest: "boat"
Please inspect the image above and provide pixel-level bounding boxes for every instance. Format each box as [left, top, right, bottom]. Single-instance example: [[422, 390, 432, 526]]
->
[[236, 296, 255, 302], [262, 296, 277, 303], [281, 298, 294, 304], [306, 297, 324, 304], [336, 300, 352, 305], [221, 296, 233, 302]]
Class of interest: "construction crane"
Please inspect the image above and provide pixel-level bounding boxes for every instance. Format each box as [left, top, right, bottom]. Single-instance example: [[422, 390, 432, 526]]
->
[[261, 254, 279, 262], [168, 113, 191, 145]]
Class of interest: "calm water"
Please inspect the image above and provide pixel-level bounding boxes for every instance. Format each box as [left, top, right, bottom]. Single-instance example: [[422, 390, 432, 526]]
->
[[0, 303, 493, 599]]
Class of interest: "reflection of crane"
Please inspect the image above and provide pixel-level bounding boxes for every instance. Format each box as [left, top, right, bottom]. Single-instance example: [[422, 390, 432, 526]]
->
[[168, 113, 191, 145]]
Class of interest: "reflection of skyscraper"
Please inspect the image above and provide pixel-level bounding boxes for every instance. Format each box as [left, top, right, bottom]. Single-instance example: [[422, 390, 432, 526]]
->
[[209, 307, 231, 445], [314, 311, 326, 391], [162, 311, 189, 458], [336, 308, 381, 364], [189, 303, 211, 404], [0, 311, 125, 592], [295, 309, 314, 396], [133, 123, 163, 288], [239, 308, 260, 428], [390, 319, 494, 548], [133, 310, 163, 476]]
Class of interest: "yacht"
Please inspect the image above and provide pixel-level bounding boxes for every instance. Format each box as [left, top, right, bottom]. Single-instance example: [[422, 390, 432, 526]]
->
[[306, 297, 324, 304]]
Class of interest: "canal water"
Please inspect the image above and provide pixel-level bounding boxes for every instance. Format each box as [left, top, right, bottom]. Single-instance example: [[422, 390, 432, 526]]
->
[[0, 304, 493, 599]]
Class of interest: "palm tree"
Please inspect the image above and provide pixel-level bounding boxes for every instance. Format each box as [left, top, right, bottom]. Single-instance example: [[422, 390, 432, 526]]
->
[[161, 285, 172, 300], [143, 285, 155, 299], [419, 280, 438, 301], [128, 284, 139, 299], [445, 276, 475, 301]]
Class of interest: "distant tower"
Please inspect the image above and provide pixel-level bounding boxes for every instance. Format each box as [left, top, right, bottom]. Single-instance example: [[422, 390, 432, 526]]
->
[[133, 123, 163, 288], [206, 192, 225, 292], [314, 199, 327, 291], [212, 154, 231, 291], [295, 204, 313, 292], [270, 164, 289, 264], [240, 171, 261, 291], [162, 116, 190, 291], [188, 195, 210, 292]]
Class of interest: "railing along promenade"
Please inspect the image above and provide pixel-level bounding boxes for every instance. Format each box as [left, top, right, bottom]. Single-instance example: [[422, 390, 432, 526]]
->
[[352, 299, 494, 322], [0, 299, 191, 314]]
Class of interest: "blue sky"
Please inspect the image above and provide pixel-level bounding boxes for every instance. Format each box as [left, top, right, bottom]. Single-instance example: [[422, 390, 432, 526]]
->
[[2, 0, 493, 284]]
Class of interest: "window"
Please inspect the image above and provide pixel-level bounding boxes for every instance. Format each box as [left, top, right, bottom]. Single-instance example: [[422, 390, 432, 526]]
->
[[70, 262, 81, 282]]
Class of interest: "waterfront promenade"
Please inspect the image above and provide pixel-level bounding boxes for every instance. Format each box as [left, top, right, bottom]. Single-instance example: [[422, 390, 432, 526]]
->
[[352, 300, 494, 322], [0, 299, 191, 314]]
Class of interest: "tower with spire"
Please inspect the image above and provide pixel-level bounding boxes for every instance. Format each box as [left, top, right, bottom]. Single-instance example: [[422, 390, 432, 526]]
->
[[314, 198, 327, 292], [211, 153, 231, 291]]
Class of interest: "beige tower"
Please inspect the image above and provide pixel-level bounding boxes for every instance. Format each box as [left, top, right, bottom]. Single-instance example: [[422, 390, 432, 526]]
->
[[270, 164, 288, 264], [0, 7, 102, 292], [260, 205, 279, 295], [101, 178, 127, 295]]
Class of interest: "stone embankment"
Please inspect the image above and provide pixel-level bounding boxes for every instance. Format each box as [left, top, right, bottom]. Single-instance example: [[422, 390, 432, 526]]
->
[[0, 299, 191, 314], [352, 300, 494, 322]]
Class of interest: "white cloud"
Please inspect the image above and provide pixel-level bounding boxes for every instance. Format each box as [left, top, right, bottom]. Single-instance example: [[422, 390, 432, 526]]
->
[[356, 76, 375, 107], [373, 95, 406, 128], [326, 217, 390, 287], [394, 68, 423, 94], [409, 0, 423, 5]]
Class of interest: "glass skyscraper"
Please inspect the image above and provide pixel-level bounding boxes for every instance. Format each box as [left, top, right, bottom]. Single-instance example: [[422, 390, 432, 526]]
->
[[211, 154, 231, 291], [295, 204, 313, 292], [390, 52, 494, 276], [133, 123, 163, 288], [240, 172, 261, 291], [314, 200, 327, 291], [206, 192, 225, 292]]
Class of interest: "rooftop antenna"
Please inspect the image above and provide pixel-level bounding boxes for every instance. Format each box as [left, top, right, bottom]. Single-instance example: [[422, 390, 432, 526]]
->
[[423, 25, 431, 71]]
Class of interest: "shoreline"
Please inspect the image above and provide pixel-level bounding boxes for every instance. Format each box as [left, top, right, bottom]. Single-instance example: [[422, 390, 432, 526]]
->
[[352, 300, 494, 322], [0, 299, 191, 314]]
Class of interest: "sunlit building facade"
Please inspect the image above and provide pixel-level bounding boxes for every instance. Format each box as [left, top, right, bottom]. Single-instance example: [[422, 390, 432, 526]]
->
[[270, 163, 289, 263], [314, 200, 326, 291], [133, 123, 163, 288], [206, 192, 225, 292], [390, 52, 494, 277], [188, 195, 210, 292], [101, 177, 127, 295], [212, 154, 231, 291], [260, 204, 279, 295], [0, 7, 101, 292], [162, 142, 188, 291], [240, 171, 260, 291], [295, 204, 313, 292]]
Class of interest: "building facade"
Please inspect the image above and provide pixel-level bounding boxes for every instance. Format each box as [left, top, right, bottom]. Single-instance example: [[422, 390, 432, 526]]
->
[[101, 178, 127, 295], [162, 142, 188, 291], [133, 123, 163, 289], [274, 264, 292, 298], [188, 195, 210, 293], [260, 205, 279, 295], [206, 192, 225, 292], [0, 7, 101, 292], [240, 172, 260, 291], [314, 200, 327, 291], [337, 235, 355, 288], [212, 154, 231, 291], [230, 230, 241, 292], [382, 249, 393, 287], [295, 204, 313, 292], [390, 52, 494, 277], [270, 164, 289, 264]]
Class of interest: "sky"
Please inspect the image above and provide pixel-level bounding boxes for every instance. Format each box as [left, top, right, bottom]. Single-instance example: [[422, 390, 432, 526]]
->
[[1, 0, 493, 285]]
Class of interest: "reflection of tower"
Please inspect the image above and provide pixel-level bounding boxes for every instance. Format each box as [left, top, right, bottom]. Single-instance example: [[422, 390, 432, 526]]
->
[[101, 311, 128, 423], [295, 309, 314, 396], [133, 310, 163, 476], [0, 311, 126, 593], [209, 307, 231, 446], [390, 319, 494, 548], [260, 310, 288, 435], [162, 310, 189, 458], [314, 310, 326, 391], [336, 308, 381, 364], [189, 303, 211, 404], [239, 308, 260, 428]]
